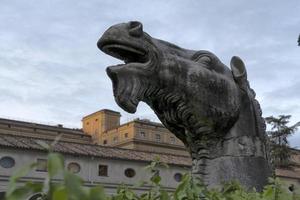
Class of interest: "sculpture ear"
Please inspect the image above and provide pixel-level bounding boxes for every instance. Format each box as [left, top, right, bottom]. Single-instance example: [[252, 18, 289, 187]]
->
[[230, 56, 247, 81]]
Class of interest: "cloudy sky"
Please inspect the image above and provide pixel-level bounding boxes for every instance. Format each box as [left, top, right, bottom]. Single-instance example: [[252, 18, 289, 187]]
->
[[0, 0, 299, 147]]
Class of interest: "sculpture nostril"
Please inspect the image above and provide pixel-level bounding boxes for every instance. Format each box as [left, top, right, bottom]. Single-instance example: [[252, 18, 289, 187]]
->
[[129, 21, 143, 37], [129, 21, 142, 29]]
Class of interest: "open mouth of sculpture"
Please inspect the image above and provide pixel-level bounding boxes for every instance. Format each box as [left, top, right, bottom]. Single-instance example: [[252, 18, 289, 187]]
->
[[100, 43, 148, 113], [100, 43, 148, 65]]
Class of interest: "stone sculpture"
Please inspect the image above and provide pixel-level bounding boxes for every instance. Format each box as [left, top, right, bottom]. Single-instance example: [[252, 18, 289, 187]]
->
[[97, 21, 271, 191]]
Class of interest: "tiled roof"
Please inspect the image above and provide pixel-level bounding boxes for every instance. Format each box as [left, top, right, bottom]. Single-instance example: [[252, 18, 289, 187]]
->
[[0, 118, 92, 144], [0, 134, 192, 167], [276, 168, 300, 180], [0, 118, 83, 134]]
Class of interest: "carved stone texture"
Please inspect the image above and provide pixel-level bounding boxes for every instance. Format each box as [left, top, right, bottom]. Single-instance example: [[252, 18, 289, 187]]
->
[[98, 21, 271, 191]]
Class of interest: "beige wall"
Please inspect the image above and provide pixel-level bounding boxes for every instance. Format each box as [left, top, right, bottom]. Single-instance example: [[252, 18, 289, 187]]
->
[[0, 148, 189, 194], [82, 112, 104, 141], [82, 110, 121, 143], [2, 148, 299, 195], [134, 123, 183, 145], [82, 109, 188, 155], [101, 121, 188, 155]]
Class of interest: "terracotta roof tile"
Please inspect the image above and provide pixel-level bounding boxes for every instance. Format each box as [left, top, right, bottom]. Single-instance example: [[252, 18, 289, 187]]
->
[[0, 134, 192, 167], [0, 136, 12, 146], [276, 168, 300, 179]]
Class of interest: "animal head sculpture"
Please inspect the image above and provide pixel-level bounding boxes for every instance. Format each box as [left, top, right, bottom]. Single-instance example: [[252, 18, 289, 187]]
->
[[98, 21, 271, 190]]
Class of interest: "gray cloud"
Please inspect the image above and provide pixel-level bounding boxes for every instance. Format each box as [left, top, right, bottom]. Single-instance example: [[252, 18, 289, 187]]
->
[[0, 0, 299, 146]]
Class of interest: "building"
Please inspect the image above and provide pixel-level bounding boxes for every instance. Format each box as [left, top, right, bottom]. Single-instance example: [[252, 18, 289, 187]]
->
[[0, 117, 191, 198], [1, 109, 300, 198], [275, 149, 300, 190], [82, 109, 188, 156]]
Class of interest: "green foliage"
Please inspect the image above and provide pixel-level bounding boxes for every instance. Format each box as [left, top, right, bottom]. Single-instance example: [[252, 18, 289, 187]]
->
[[265, 115, 300, 167], [4, 153, 300, 200]]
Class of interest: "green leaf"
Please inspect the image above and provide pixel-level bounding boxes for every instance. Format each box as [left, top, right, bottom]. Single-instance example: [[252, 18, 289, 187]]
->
[[151, 175, 161, 185], [5, 162, 37, 198], [52, 186, 68, 200], [159, 190, 169, 200], [47, 153, 64, 178], [88, 186, 106, 200], [64, 171, 87, 199]]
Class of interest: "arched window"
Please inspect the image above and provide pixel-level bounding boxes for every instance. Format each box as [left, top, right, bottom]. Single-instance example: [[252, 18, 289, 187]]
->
[[174, 173, 183, 182], [124, 168, 136, 178], [0, 156, 15, 168], [67, 162, 81, 174]]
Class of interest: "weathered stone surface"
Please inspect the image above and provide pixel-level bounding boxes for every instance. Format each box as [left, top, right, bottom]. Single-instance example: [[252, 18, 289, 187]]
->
[[98, 21, 271, 191]]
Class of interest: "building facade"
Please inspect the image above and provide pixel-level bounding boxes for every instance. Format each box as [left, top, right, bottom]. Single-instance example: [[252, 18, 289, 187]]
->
[[82, 109, 188, 156], [275, 150, 300, 190], [0, 117, 191, 198], [79, 108, 300, 193]]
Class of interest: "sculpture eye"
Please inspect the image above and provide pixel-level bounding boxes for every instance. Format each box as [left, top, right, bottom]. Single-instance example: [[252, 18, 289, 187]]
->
[[197, 56, 212, 65]]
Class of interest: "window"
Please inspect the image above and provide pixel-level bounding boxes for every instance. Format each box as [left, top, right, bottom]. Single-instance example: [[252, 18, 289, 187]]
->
[[103, 140, 107, 145], [36, 159, 47, 172], [113, 136, 118, 143], [140, 131, 146, 138], [86, 122, 89, 125], [124, 168, 136, 178], [153, 169, 160, 177], [170, 136, 175, 144], [98, 165, 108, 176], [0, 156, 15, 168], [125, 133, 129, 138], [289, 184, 295, 192], [174, 173, 183, 182], [67, 162, 81, 174], [95, 118, 98, 121], [155, 134, 161, 142]]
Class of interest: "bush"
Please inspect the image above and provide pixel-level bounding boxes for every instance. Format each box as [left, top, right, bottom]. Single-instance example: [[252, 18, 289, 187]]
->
[[4, 153, 300, 200]]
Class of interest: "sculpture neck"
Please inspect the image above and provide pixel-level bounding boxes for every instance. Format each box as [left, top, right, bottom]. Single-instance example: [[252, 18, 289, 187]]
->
[[189, 91, 270, 191]]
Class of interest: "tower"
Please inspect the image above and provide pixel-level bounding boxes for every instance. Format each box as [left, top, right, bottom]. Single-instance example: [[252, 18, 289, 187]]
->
[[82, 109, 121, 143]]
